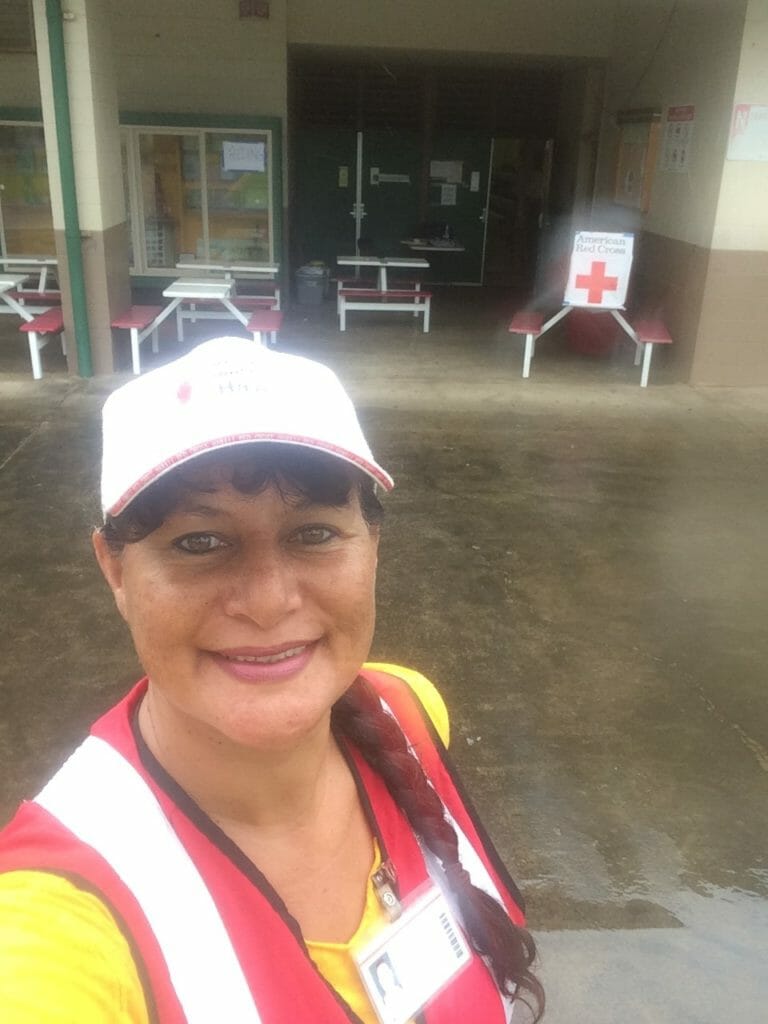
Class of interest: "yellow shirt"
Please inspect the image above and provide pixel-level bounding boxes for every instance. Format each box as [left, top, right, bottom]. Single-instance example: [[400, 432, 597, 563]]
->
[[0, 665, 449, 1024]]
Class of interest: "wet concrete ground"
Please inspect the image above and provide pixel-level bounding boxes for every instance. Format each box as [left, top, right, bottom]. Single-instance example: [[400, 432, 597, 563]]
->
[[1, 290, 767, 1021]]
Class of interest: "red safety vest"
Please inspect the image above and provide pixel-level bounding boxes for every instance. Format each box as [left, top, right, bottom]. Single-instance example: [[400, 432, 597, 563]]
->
[[0, 668, 525, 1023]]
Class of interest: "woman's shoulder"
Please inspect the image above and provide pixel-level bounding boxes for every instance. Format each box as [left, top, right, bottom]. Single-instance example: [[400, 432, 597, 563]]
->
[[0, 869, 149, 1023], [363, 662, 450, 747]]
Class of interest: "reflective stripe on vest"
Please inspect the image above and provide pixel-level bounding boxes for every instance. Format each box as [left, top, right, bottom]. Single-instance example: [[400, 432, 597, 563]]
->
[[34, 697, 514, 1024], [35, 735, 262, 1024]]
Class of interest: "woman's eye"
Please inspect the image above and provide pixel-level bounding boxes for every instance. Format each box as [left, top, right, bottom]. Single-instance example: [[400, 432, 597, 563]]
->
[[295, 525, 335, 546], [173, 533, 226, 554]]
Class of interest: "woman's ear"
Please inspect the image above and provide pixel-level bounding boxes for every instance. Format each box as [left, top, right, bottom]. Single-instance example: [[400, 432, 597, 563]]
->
[[92, 529, 129, 621]]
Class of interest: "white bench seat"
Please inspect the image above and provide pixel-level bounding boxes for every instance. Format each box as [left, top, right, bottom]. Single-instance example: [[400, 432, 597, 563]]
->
[[338, 288, 432, 332]]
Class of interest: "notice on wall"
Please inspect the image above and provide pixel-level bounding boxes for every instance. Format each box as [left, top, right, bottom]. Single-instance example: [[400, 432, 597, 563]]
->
[[661, 105, 695, 172], [430, 160, 463, 183], [564, 232, 635, 309], [440, 183, 457, 206], [727, 104, 768, 162], [222, 141, 266, 173]]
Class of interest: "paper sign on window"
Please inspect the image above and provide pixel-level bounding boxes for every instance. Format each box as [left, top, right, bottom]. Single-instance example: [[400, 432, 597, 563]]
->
[[222, 141, 266, 173]]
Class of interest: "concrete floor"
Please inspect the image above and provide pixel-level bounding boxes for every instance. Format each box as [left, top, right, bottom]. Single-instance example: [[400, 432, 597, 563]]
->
[[1, 290, 767, 1022]]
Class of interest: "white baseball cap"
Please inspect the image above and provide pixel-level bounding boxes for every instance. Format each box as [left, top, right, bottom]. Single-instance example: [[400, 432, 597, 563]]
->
[[100, 337, 394, 518]]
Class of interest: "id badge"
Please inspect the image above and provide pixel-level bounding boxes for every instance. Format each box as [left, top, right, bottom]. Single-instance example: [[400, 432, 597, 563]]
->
[[355, 884, 472, 1024]]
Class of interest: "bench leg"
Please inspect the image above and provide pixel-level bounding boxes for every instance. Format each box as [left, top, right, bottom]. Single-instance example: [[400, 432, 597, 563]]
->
[[634, 342, 642, 366], [640, 342, 654, 388], [176, 303, 184, 342], [422, 297, 430, 333], [130, 328, 141, 375], [339, 298, 346, 332], [60, 332, 67, 357], [27, 331, 44, 380], [522, 333, 535, 378], [250, 330, 266, 346], [413, 282, 421, 318], [151, 327, 159, 354]]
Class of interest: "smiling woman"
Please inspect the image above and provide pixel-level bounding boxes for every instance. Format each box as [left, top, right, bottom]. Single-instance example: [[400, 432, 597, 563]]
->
[[0, 338, 543, 1024]]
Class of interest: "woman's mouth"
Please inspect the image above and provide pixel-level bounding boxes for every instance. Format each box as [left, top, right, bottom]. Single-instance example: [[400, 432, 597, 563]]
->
[[211, 642, 317, 681]]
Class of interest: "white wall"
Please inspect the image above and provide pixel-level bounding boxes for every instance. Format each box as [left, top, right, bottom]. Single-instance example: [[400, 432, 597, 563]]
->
[[109, 0, 288, 121], [595, 0, 747, 248], [710, 0, 768, 249], [3, 1, 288, 122], [287, 0, 617, 58]]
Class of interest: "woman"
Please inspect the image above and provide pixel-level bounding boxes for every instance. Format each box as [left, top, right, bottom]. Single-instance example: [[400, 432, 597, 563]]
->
[[0, 337, 543, 1023]]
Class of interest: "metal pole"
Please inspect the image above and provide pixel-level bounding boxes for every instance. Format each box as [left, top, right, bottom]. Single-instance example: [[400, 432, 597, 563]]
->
[[45, 0, 93, 377]]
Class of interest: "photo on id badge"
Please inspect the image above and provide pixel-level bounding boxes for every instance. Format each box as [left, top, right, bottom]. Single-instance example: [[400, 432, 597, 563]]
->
[[356, 884, 472, 1024]]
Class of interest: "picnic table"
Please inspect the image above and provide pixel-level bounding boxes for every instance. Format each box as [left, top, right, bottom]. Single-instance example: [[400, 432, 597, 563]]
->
[[176, 261, 280, 308], [162, 277, 251, 340], [0, 257, 59, 296], [335, 255, 432, 332], [0, 274, 39, 321], [336, 255, 429, 293]]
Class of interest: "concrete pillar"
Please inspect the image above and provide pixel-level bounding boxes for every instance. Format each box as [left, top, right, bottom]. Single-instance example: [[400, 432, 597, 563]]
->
[[32, 0, 129, 376], [691, 0, 768, 385]]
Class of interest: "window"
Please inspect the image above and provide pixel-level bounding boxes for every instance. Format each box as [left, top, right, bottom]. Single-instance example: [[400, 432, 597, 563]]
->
[[0, 123, 53, 255], [0, 0, 35, 53], [122, 126, 275, 273]]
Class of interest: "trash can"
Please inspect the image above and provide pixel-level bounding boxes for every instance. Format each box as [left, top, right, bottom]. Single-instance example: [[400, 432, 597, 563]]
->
[[295, 263, 329, 305]]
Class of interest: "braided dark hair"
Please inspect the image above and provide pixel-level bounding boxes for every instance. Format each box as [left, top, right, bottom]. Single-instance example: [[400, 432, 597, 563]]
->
[[333, 677, 544, 1021]]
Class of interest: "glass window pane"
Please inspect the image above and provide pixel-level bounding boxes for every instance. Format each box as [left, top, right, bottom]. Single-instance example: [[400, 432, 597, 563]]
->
[[204, 132, 271, 263], [121, 133, 134, 268], [139, 132, 202, 269], [0, 124, 54, 255]]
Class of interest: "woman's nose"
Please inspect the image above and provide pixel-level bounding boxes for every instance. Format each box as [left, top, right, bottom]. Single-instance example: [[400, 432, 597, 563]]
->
[[222, 549, 302, 626]]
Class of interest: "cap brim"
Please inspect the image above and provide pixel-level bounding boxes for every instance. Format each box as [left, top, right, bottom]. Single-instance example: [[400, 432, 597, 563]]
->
[[104, 433, 394, 518]]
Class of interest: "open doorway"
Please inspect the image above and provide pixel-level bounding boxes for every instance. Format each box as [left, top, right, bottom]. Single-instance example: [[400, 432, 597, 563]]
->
[[483, 137, 553, 288]]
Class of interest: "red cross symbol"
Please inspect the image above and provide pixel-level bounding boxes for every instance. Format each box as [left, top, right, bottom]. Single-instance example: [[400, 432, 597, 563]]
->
[[575, 261, 618, 304]]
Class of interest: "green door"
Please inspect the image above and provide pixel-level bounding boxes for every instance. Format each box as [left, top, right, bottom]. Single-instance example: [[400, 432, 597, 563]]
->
[[292, 128, 357, 271], [426, 131, 493, 284], [359, 131, 422, 258]]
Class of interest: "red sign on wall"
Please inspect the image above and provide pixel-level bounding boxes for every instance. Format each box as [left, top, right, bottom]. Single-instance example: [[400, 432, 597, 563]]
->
[[667, 105, 695, 123]]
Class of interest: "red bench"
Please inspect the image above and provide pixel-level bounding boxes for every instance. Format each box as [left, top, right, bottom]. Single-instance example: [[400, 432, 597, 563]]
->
[[508, 309, 673, 387], [507, 311, 546, 379], [246, 309, 283, 347], [9, 290, 63, 305], [176, 289, 279, 341], [338, 288, 432, 332], [18, 308, 66, 380], [111, 305, 165, 375], [631, 318, 673, 387]]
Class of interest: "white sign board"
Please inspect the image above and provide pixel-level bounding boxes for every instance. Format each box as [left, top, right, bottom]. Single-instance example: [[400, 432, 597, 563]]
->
[[662, 105, 695, 173], [727, 104, 768, 162], [440, 183, 457, 206], [222, 141, 266, 173], [564, 232, 635, 309], [429, 160, 463, 183]]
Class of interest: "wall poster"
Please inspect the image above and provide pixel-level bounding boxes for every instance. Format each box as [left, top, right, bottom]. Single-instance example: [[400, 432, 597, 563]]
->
[[661, 105, 695, 172], [613, 108, 661, 213]]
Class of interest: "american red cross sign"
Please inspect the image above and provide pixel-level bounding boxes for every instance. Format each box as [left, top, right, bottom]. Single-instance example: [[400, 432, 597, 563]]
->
[[564, 232, 634, 308]]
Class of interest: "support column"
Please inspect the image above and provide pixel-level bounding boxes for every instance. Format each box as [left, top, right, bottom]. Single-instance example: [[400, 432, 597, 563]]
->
[[691, 0, 768, 385], [33, 0, 129, 376]]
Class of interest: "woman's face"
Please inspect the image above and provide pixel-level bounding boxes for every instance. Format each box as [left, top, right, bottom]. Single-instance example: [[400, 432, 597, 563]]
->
[[93, 461, 379, 754]]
